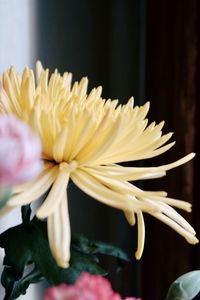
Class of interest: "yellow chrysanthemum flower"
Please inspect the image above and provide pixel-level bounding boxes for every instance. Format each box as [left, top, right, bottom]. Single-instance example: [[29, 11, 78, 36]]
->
[[0, 62, 198, 268]]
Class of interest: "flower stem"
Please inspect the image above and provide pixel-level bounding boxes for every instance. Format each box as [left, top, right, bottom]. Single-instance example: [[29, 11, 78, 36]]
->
[[21, 205, 32, 223]]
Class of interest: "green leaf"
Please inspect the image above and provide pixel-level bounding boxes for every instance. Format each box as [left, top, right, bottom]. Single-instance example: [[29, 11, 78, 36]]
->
[[2, 266, 44, 300], [71, 233, 95, 253], [70, 251, 106, 276], [91, 240, 130, 261], [0, 223, 34, 274], [165, 270, 200, 300], [1, 267, 22, 300], [71, 234, 130, 262], [0, 220, 129, 299]]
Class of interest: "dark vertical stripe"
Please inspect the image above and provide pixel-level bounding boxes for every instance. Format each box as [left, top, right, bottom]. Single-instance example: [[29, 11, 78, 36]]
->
[[143, 1, 199, 299]]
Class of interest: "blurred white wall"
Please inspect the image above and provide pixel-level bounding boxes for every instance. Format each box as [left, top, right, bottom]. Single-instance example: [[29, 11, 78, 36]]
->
[[0, 0, 41, 299], [0, 0, 37, 72]]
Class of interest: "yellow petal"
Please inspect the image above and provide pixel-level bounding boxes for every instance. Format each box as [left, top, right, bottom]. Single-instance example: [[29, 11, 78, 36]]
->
[[53, 128, 69, 162], [135, 210, 145, 260], [155, 202, 195, 234], [71, 169, 136, 211], [124, 210, 136, 225], [148, 195, 192, 212], [36, 164, 70, 218], [84, 168, 166, 200], [47, 193, 71, 268], [9, 166, 58, 206], [84, 165, 166, 181], [82, 115, 124, 164], [157, 153, 195, 172], [152, 212, 198, 244]]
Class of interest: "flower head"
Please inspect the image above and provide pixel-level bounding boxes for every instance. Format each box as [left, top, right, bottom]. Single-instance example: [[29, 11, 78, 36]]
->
[[0, 62, 198, 267], [0, 114, 41, 186], [43, 272, 138, 300]]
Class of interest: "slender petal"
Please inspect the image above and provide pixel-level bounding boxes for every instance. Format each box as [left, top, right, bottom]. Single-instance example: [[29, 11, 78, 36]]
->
[[152, 212, 198, 244], [47, 192, 71, 268], [135, 211, 145, 260], [124, 210, 136, 226], [8, 166, 58, 206], [36, 163, 70, 219], [71, 169, 136, 211]]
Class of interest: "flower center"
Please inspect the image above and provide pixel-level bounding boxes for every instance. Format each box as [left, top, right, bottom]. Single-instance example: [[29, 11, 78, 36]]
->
[[59, 160, 77, 173]]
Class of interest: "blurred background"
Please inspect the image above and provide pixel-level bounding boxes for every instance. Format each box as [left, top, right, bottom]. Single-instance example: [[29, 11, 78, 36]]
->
[[0, 0, 200, 299]]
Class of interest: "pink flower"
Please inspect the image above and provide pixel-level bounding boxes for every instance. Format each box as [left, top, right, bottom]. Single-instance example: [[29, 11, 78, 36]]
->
[[44, 273, 140, 300], [74, 273, 121, 300], [0, 115, 42, 186], [124, 298, 142, 300]]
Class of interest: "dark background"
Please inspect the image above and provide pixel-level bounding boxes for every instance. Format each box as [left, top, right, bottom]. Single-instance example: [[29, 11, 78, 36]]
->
[[36, 1, 200, 299]]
